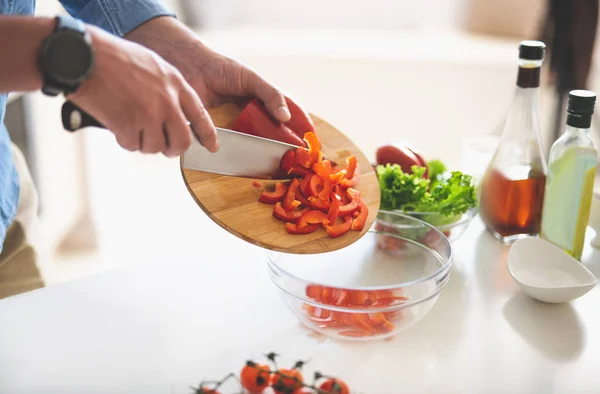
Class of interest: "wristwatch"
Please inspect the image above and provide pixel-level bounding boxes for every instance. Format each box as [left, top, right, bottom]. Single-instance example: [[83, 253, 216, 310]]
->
[[38, 15, 95, 96]]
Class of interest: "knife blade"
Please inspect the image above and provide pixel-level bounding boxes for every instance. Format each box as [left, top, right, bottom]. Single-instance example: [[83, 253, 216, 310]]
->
[[61, 101, 297, 179]]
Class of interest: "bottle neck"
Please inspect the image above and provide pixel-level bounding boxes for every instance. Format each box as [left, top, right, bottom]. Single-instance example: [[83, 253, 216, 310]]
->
[[516, 65, 541, 88], [565, 124, 591, 137]]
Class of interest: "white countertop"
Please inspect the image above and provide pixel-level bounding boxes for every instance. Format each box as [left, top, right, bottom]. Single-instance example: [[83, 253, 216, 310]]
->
[[1, 215, 599, 394]]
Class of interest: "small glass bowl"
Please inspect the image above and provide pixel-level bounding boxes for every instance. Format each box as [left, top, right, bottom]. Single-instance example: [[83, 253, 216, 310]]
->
[[377, 208, 477, 243], [267, 214, 452, 342]]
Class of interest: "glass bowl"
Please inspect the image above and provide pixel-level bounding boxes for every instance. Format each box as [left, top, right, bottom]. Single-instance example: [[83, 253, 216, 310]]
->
[[377, 208, 477, 243], [267, 214, 452, 342]]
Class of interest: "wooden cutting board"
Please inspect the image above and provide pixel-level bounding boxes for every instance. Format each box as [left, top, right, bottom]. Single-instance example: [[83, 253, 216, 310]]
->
[[180, 102, 380, 254]]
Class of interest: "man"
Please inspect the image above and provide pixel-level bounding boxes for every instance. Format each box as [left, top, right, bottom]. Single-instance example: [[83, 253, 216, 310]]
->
[[0, 1, 305, 298]]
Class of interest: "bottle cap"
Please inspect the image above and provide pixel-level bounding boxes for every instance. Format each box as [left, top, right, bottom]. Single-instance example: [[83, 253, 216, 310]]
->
[[519, 40, 546, 61], [568, 90, 596, 115]]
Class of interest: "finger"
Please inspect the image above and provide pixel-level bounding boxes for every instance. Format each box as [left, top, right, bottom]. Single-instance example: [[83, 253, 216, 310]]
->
[[180, 85, 219, 153], [115, 130, 140, 152], [164, 110, 192, 158], [243, 69, 290, 123], [141, 125, 165, 154]]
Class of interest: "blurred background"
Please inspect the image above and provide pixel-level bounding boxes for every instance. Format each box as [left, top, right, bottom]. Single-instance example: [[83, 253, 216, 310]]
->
[[5, 0, 600, 285]]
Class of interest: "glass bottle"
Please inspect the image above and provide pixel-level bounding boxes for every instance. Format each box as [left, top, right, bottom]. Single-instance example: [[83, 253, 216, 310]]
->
[[479, 41, 547, 243], [541, 90, 598, 260]]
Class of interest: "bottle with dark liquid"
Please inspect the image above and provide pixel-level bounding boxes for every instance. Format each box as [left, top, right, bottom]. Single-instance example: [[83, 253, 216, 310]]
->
[[479, 41, 548, 243]]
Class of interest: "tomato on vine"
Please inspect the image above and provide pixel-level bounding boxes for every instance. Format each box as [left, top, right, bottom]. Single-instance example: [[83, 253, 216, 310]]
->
[[319, 378, 350, 394], [271, 368, 304, 394], [240, 361, 271, 393]]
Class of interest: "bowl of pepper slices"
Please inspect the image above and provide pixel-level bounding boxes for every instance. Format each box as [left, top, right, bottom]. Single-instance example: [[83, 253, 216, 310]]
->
[[267, 212, 452, 341]]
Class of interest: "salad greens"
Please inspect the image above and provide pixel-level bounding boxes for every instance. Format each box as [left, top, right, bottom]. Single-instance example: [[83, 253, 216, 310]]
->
[[377, 161, 478, 223]]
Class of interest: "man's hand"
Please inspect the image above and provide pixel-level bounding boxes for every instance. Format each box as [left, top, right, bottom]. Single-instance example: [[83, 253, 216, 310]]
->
[[69, 25, 219, 156], [126, 17, 311, 146]]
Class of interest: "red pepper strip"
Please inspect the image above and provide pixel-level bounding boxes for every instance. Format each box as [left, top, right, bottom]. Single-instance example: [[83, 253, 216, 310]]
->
[[338, 330, 370, 338], [351, 199, 368, 231], [325, 216, 352, 238], [338, 188, 360, 216], [344, 156, 358, 179], [383, 310, 404, 321], [309, 196, 331, 213], [370, 313, 396, 333], [340, 163, 360, 188], [273, 203, 310, 222], [294, 147, 313, 168], [331, 288, 350, 306], [279, 149, 295, 172], [288, 165, 312, 177], [258, 183, 288, 205], [297, 210, 328, 229], [300, 173, 314, 196], [334, 184, 349, 204], [252, 181, 263, 189], [295, 189, 311, 207], [312, 161, 333, 201], [304, 132, 321, 165], [321, 287, 333, 304], [306, 284, 322, 301], [349, 290, 375, 307], [352, 314, 377, 333], [322, 160, 333, 173], [285, 222, 320, 234], [332, 311, 354, 325], [326, 193, 341, 225], [303, 304, 331, 319], [308, 175, 323, 197], [329, 170, 347, 185], [353, 211, 360, 218], [282, 178, 301, 211]]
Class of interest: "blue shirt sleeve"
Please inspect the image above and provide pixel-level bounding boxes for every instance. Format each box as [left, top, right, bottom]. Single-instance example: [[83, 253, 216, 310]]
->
[[58, 0, 176, 37]]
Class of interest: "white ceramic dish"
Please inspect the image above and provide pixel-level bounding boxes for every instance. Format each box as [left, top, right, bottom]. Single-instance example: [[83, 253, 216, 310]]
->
[[508, 237, 597, 304]]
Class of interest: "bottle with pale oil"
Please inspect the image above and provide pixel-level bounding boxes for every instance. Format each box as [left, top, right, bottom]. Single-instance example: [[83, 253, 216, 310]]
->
[[541, 90, 598, 260]]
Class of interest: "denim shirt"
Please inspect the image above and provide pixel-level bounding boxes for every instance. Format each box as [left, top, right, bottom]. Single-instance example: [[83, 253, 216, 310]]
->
[[0, 0, 175, 252]]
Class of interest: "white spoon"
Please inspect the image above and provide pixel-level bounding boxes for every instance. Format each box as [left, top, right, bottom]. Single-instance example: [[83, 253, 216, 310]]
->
[[508, 237, 597, 304]]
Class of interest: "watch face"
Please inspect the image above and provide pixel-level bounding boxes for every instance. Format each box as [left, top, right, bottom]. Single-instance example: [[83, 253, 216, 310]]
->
[[44, 31, 93, 85]]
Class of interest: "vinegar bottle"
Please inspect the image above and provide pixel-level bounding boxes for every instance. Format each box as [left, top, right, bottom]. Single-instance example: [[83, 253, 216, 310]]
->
[[541, 90, 598, 260], [479, 41, 547, 243]]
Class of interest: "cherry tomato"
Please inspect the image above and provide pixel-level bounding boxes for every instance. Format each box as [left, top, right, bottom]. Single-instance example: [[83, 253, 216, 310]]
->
[[240, 361, 271, 393], [270, 368, 304, 394], [319, 378, 350, 394]]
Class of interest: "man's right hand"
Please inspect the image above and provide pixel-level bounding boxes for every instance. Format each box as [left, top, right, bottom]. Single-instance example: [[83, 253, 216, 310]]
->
[[68, 25, 219, 157]]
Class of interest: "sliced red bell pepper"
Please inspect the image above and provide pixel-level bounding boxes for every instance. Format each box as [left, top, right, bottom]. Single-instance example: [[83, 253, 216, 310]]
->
[[334, 185, 349, 204], [312, 161, 332, 201], [326, 193, 341, 225], [282, 178, 301, 211], [308, 175, 323, 197], [284, 96, 315, 138], [273, 202, 310, 222], [340, 162, 360, 188], [294, 147, 313, 168], [338, 188, 360, 216], [295, 189, 311, 207], [231, 99, 305, 147], [300, 173, 314, 196], [370, 313, 395, 333], [297, 210, 328, 229], [331, 288, 350, 306], [279, 149, 295, 172], [322, 160, 333, 173], [344, 156, 358, 179], [329, 169, 347, 185], [325, 216, 352, 238], [285, 222, 320, 234], [351, 199, 368, 231], [287, 165, 312, 177], [304, 132, 321, 165], [306, 284, 322, 301], [258, 183, 288, 205], [309, 196, 331, 212]]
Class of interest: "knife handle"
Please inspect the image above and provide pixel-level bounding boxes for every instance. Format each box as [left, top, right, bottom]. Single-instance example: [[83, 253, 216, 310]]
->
[[61, 101, 105, 131]]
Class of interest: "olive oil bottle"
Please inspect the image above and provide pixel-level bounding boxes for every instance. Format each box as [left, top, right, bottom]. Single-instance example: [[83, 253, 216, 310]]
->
[[541, 90, 598, 260]]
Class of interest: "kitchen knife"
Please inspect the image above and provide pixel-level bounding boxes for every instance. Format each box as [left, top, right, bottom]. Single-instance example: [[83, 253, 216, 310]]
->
[[61, 101, 298, 179]]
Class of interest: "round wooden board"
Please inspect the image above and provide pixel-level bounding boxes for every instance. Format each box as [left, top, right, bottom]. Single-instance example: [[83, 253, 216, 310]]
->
[[180, 103, 380, 254]]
